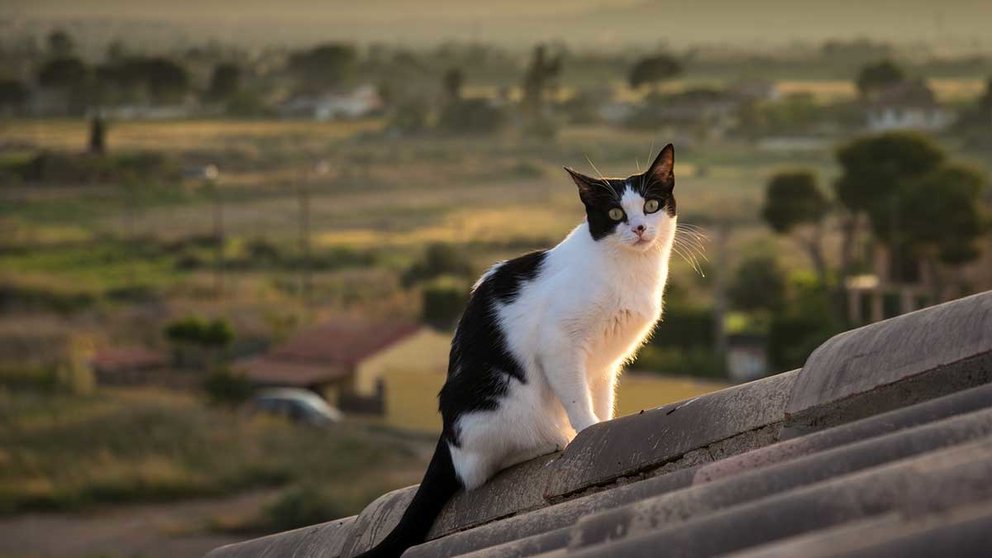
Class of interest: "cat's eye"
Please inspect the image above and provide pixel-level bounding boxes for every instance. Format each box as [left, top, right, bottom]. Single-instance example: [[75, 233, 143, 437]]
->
[[608, 208, 625, 221], [644, 199, 660, 214]]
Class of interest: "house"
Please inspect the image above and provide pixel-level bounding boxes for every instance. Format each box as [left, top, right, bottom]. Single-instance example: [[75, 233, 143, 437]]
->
[[277, 85, 383, 121], [730, 79, 780, 102], [865, 79, 955, 132], [235, 318, 421, 414], [206, 290, 992, 558]]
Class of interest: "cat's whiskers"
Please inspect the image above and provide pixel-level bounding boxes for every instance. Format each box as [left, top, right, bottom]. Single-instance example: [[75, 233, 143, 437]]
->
[[671, 243, 705, 277], [675, 233, 708, 262], [671, 223, 709, 277]]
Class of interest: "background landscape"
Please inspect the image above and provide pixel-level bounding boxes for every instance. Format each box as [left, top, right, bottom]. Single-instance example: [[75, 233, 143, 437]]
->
[[1, 1, 991, 556]]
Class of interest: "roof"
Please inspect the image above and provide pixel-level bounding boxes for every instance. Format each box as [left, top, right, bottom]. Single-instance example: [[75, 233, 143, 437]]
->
[[869, 79, 939, 109], [238, 318, 420, 386], [90, 346, 167, 373], [206, 290, 992, 558]]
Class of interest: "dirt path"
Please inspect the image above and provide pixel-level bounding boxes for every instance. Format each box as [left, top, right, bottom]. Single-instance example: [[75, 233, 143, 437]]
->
[[0, 489, 282, 558]]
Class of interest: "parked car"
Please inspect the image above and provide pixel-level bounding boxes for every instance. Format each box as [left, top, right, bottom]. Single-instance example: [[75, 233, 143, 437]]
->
[[245, 388, 343, 426]]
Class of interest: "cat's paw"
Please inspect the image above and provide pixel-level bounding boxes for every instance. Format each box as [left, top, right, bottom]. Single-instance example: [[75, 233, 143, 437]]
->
[[571, 415, 601, 434]]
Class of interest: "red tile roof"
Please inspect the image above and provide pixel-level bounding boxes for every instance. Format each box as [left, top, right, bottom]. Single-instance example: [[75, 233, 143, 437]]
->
[[238, 318, 421, 386]]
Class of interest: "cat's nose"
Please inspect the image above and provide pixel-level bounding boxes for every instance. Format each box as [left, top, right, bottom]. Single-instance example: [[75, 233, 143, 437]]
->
[[633, 224, 646, 236]]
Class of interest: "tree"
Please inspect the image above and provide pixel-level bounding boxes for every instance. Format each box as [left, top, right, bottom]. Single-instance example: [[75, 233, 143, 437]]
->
[[138, 57, 190, 103], [206, 62, 241, 102], [421, 277, 469, 330], [855, 59, 905, 97], [88, 116, 106, 155], [0, 79, 28, 113], [442, 67, 464, 102], [762, 170, 830, 284], [402, 243, 473, 287], [37, 57, 88, 90], [728, 255, 787, 312], [897, 164, 987, 297], [835, 132, 945, 241], [287, 43, 356, 93], [521, 44, 562, 121], [438, 98, 506, 135], [47, 29, 75, 58], [628, 54, 683, 90]]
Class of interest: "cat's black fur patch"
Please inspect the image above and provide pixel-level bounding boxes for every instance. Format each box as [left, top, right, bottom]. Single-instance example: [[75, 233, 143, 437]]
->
[[439, 250, 546, 446]]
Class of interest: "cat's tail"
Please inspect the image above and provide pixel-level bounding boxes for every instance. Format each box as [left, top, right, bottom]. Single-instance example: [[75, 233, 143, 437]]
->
[[355, 438, 461, 558]]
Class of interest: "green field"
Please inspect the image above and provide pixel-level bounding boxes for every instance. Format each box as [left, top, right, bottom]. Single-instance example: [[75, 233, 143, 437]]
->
[[1, 118, 837, 322], [0, 387, 428, 528]]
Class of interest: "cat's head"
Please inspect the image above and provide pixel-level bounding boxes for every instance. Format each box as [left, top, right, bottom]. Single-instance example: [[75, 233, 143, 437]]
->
[[565, 144, 677, 252]]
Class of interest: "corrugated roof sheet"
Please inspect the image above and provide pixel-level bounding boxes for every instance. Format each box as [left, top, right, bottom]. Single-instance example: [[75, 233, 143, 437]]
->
[[206, 290, 992, 558]]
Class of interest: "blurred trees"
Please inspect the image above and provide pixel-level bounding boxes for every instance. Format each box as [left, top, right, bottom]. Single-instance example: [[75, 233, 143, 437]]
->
[[438, 98, 506, 134], [762, 170, 830, 284], [437, 66, 506, 135], [728, 255, 787, 312], [288, 43, 356, 93], [834, 132, 944, 279], [0, 79, 28, 114], [402, 243, 473, 287], [38, 57, 88, 90], [165, 316, 235, 370], [628, 54, 683, 90], [206, 62, 241, 102], [421, 277, 470, 330], [442, 67, 464, 102], [46, 29, 75, 58], [767, 275, 842, 371], [855, 59, 905, 97], [520, 44, 562, 137], [831, 132, 985, 291]]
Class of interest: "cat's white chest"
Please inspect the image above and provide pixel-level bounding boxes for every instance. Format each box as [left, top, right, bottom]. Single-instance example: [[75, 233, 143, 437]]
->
[[583, 278, 663, 371]]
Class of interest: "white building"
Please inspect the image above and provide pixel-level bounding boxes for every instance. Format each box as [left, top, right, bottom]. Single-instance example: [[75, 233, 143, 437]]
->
[[865, 80, 955, 132]]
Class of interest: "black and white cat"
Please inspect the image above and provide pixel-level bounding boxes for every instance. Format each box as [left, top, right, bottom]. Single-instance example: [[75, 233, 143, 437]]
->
[[357, 144, 678, 558]]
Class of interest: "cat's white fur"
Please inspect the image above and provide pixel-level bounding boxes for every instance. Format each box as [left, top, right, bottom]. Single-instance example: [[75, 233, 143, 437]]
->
[[450, 182, 677, 489]]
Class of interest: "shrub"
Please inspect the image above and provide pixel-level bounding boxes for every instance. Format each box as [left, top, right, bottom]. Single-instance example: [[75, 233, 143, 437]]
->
[[437, 99, 506, 135], [402, 243, 474, 287], [728, 255, 787, 312], [264, 485, 352, 532], [11, 151, 180, 184], [421, 277, 469, 330], [204, 369, 253, 406], [165, 316, 233, 348], [633, 346, 726, 379], [650, 305, 715, 350]]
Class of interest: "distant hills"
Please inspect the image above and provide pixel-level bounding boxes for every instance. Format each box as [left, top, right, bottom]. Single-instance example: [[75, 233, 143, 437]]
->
[[2, 0, 990, 52]]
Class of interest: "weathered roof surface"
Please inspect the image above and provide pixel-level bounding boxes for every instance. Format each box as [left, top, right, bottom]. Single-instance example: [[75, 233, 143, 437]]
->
[[207, 290, 992, 558], [236, 318, 420, 386]]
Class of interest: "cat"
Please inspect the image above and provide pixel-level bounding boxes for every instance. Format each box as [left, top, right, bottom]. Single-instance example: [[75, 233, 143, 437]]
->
[[356, 144, 678, 558]]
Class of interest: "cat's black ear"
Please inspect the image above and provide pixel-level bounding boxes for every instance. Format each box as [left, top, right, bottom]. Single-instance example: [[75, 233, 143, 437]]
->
[[564, 167, 600, 205], [646, 143, 675, 189]]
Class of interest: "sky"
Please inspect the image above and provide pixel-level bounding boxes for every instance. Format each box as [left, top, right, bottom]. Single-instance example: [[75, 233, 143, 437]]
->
[[2, 0, 991, 51]]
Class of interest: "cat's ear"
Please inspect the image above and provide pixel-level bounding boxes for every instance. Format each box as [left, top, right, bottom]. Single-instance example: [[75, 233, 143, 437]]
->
[[646, 143, 675, 190], [564, 167, 600, 205]]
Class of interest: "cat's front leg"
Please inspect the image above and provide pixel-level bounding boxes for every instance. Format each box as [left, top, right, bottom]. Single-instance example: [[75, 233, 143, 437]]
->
[[591, 371, 617, 422], [542, 351, 600, 434]]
